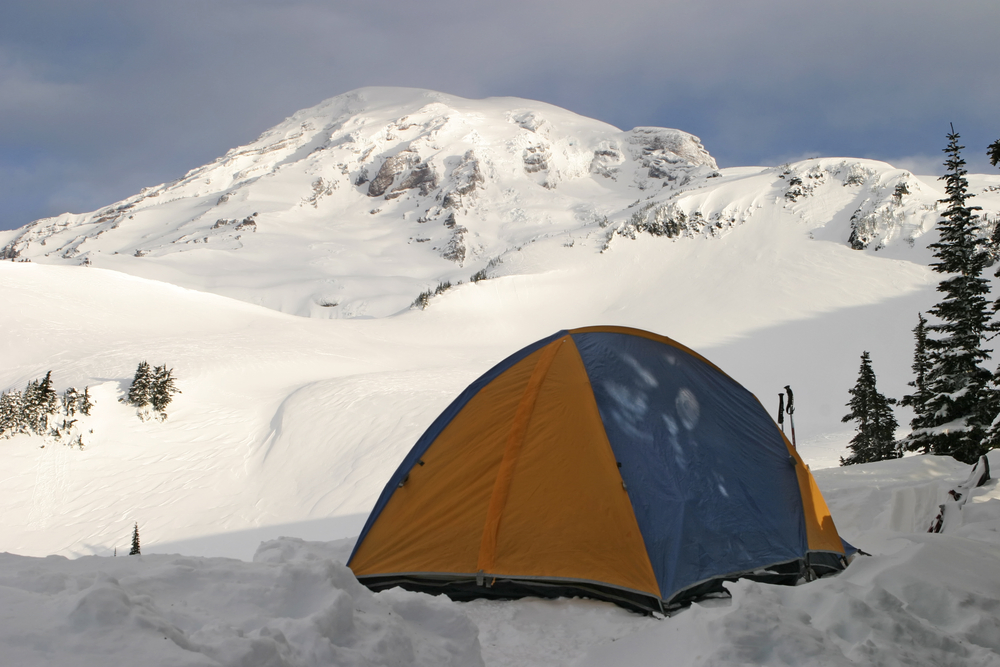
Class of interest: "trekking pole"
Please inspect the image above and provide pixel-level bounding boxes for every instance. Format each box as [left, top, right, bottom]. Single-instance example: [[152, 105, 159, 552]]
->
[[777, 393, 785, 434], [784, 385, 797, 448]]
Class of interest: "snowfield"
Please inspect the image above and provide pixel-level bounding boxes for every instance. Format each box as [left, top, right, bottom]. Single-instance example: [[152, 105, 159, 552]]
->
[[3, 455, 999, 666], [3, 87, 1000, 664]]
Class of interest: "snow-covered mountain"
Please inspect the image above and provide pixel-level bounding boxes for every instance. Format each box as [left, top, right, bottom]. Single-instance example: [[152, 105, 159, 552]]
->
[[6, 87, 995, 319], [0, 88, 715, 317], [5, 86, 1000, 666]]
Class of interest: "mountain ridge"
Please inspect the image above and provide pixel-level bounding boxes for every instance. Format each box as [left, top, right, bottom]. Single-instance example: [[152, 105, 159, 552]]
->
[[3, 87, 999, 320]]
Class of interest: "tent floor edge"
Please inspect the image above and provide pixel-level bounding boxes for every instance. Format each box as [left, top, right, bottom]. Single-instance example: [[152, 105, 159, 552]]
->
[[356, 574, 662, 615], [664, 552, 848, 608], [806, 550, 849, 578]]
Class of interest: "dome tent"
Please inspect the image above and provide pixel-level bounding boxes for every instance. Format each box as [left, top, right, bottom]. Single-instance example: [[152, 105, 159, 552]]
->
[[348, 326, 848, 612]]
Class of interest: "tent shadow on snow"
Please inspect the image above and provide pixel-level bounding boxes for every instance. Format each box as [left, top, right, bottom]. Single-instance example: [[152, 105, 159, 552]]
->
[[347, 326, 850, 614]]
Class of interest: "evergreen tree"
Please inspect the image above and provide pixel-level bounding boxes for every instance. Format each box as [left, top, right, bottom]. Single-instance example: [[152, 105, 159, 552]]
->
[[129, 522, 141, 556], [21, 372, 57, 435], [989, 139, 1000, 168], [900, 313, 932, 453], [150, 365, 179, 416], [841, 352, 900, 465], [1, 375, 89, 440], [37, 371, 59, 417], [126, 361, 153, 409], [0, 390, 24, 437], [63, 387, 79, 416], [21, 378, 42, 434], [77, 387, 93, 416], [904, 126, 996, 463]]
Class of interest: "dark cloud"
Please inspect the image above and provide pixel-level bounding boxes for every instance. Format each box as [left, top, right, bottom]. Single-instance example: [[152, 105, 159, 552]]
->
[[2, 0, 999, 230]]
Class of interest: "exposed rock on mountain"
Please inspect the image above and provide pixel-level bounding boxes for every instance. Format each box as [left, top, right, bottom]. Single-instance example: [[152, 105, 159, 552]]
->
[[3, 87, 996, 318]]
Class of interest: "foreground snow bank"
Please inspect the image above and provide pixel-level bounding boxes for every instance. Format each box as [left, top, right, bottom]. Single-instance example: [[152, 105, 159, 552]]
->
[[581, 535, 1000, 666], [5, 454, 1000, 666], [577, 454, 1000, 667], [0, 537, 482, 667]]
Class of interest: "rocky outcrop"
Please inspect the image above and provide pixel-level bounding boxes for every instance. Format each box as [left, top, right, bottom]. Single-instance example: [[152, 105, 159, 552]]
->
[[367, 150, 438, 199], [626, 127, 717, 171], [441, 212, 467, 264], [590, 141, 624, 179], [522, 145, 549, 174], [367, 151, 420, 197], [442, 151, 484, 209], [390, 160, 437, 198]]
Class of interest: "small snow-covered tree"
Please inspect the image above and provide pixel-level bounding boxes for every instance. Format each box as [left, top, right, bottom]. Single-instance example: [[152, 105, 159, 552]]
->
[[63, 387, 79, 416], [0, 390, 24, 437], [21, 379, 40, 429], [38, 371, 59, 417], [841, 352, 900, 465], [1, 376, 90, 441], [129, 523, 141, 556], [150, 365, 179, 417], [77, 387, 93, 416], [126, 361, 153, 409], [412, 289, 432, 309], [124, 362, 179, 420], [21, 371, 59, 435], [900, 313, 932, 452]]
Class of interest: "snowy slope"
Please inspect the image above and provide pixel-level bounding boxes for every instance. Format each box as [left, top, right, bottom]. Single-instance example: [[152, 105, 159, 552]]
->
[[5, 85, 1000, 665], [0, 214, 942, 559]]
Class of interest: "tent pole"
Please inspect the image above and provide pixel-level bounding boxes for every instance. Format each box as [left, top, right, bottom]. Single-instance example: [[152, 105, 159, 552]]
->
[[777, 393, 785, 434], [784, 385, 797, 448]]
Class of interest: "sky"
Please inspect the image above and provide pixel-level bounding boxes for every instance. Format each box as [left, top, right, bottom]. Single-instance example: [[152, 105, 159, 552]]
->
[[2, 0, 999, 231]]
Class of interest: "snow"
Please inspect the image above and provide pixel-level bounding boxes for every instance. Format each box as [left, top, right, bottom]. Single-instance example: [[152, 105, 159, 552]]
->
[[4, 86, 1000, 664], [4, 454, 1000, 665], [0, 537, 483, 667]]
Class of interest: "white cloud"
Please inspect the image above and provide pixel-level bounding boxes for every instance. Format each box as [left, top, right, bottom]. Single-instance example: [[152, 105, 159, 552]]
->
[[884, 154, 945, 178]]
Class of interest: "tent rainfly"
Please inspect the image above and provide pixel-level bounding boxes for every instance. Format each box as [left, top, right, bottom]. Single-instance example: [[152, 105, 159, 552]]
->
[[348, 326, 849, 612]]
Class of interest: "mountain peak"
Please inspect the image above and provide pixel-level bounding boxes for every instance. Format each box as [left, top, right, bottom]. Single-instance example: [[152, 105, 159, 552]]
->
[[5, 87, 991, 320], [1, 88, 724, 317]]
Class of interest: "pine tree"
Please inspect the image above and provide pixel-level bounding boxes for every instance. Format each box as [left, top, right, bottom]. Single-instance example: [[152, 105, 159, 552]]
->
[[20, 373, 57, 435], [77, 387, 93, 416], [989, 139, 1000, 168], [37, 371, 59, 418], [0, 390, 24, 437], [150, 365, 179, 417], [904, 126, 996, 463], [129, 522, 141, 555], [841, 352, 900, 465], [63, 387, 79, 416], [126, 361, 153, 409], [900, 313, 932, 453], [21, 378, 42, 434]]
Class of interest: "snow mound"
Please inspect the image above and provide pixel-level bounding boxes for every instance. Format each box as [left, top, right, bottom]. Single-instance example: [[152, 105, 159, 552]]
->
[[0, 537, 482, 667]]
